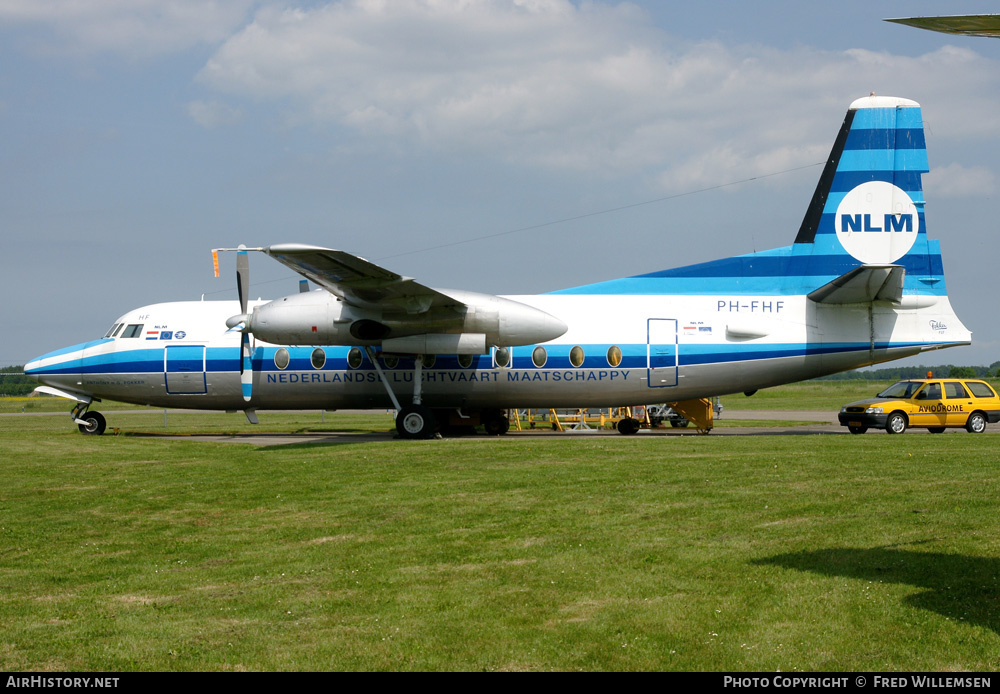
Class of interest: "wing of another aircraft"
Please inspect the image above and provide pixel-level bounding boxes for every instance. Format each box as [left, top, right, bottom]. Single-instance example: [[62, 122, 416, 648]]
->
[[885, 15, 1000, 38], [264, 243, 462, 314]]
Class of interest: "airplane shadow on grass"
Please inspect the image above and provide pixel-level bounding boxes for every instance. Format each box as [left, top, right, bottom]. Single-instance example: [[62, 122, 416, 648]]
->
[[754, 547, 1000, 634]]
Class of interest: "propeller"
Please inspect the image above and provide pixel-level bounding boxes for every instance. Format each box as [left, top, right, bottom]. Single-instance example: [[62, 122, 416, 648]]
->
[[235, 247, 253, 402], [214, 245, 257, 403]]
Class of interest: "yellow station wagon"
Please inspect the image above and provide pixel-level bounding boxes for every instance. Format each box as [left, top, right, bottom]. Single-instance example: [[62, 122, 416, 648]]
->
[[839, 378, 1000, 434]]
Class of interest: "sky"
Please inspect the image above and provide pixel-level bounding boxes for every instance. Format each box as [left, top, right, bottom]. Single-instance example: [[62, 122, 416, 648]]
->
[[3, 0, 1000, 369]]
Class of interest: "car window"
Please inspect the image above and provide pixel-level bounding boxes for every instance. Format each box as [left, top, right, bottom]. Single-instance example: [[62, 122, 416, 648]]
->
[[878, 381, 921, 398], [944, 382, 969, 399], [917, 383, 941, 400], [967, 382, 997, 398]]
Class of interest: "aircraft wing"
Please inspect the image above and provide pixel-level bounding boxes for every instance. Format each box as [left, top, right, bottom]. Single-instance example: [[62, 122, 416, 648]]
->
[[264, 244, 462, 314]]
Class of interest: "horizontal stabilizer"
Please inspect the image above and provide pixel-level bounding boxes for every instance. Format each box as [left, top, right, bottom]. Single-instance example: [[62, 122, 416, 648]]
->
[[808, 265, 905, 304]]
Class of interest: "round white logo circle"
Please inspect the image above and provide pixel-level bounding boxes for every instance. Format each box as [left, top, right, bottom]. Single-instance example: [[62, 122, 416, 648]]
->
[[834, 181, 920, 263]]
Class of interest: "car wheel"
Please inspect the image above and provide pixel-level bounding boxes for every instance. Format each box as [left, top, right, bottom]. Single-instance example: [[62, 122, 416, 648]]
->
[[966, 412, 987, 434], [848, 425, 868, 434], [886, 412, 907, 435], [928, 427, 946, 434]]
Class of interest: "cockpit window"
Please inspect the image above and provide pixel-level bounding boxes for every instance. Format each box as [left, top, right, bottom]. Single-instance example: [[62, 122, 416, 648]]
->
[[111, 323, 124, 337], [120, 324, 144, 338], [103, 323, 122, 338]]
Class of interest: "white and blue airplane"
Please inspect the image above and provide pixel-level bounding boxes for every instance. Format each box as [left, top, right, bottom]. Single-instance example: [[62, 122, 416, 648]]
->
[[26, 95, 972, 438]]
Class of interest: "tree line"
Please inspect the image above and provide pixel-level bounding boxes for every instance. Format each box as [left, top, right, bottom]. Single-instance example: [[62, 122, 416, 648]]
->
[[816, 362, 1000, 381], [0, 366, 36, 396]]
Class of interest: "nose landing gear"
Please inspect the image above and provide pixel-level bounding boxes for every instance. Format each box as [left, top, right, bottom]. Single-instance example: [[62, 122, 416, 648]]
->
[[72, 402, 107, 435]]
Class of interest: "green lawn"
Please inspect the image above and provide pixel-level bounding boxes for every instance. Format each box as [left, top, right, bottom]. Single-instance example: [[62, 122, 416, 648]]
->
[[1, 404, 998, 671]]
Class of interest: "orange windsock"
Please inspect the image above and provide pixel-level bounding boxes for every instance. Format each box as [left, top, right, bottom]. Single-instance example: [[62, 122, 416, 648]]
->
[[212, 250, 220, 278]]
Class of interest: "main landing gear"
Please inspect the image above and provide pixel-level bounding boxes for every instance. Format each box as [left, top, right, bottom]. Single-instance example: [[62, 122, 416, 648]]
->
[[365, 349, 514, 439], [366, 348, 441, 440], [72, 402, 107, 435]]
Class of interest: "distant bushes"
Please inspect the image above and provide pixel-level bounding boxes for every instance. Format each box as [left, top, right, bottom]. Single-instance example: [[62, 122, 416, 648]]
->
[[816, 362, 1000, 381], [0, 367, 35, 396]]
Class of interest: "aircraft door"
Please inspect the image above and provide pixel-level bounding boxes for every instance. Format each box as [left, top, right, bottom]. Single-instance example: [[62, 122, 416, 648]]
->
[[647, 318, 678, 388], [165, 345, 207, 395]]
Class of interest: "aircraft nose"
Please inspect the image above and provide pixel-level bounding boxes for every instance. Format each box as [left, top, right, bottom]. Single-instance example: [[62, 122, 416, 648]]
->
[[24, 356, 43, 379], [22, 341, 96, 384]]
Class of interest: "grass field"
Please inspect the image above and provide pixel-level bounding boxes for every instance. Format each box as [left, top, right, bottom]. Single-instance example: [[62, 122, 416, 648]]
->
[[2, 386, 999, 671]]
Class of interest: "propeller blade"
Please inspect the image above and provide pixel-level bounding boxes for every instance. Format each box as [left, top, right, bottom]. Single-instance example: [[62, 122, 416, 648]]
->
[[236, 246, 250, 317], [236, 245, 252, 402], [241, 332, 253, 402]]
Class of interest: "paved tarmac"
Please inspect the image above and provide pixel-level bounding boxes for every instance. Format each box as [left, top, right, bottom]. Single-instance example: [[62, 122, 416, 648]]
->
[[9, 407, 955, 446]]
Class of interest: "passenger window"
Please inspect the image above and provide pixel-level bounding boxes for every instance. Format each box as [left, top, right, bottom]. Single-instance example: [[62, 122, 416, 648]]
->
[[968, 382, 997, 398], [310, 348, 326, 370], [532, 346, 547, 368], [347, 347, 363, 369], [945, 382, 969, 399], [494, 347, 510, 368], [607, 345, 622, 368], [120, 324, 144, 338], [274, 348, 290, 370], [569, 346, 585, 368]]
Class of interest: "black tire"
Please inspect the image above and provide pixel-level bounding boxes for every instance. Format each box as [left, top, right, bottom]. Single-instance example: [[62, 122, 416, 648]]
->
[[617, 418, 640, 435], [396, 405, 437, 439], [885, 412, 907, 435], [78, 411, 107, 436], [928, 427, 946, 434], [848, 425, 868, 434], [966, 412, 987, 434], [482, 410, 510, 436], [669, 418, 690, 428]]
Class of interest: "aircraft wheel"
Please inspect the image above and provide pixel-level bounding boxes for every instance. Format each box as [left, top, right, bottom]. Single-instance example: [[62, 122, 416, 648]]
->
[[396, 405, 437, 439], [966, 412, 987, 434], [885, 412, 907, 435], [483, 411, 510, 436], [78, 411, 107, 436], [617, 418, 640, 435], [847, 425, 867, 434]]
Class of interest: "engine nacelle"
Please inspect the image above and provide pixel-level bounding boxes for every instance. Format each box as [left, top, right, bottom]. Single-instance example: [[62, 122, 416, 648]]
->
[[246, 289, 566, 350]]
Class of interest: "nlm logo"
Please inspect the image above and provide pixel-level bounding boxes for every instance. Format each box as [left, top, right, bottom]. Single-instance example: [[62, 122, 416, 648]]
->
[[840, 213, 914, 233], [834, 182, 921, 263]]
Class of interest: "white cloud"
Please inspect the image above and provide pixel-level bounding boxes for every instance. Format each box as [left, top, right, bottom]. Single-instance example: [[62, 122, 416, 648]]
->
[[193, 1, 1000, 188], [924, 162, 997, 198], [0, 0, 258, 56], [12, 1, 996, 189]]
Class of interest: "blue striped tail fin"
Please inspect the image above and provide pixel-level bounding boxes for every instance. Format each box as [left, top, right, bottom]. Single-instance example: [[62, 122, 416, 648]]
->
[[551, 95, 945, 297]]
